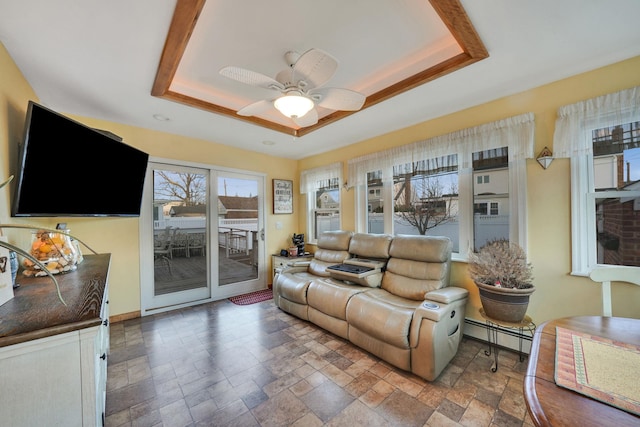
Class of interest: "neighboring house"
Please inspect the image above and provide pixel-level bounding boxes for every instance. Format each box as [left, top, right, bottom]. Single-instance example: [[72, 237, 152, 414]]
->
[[152, 199, 172, 221], [473, 168, 509, 217], [595, 152, 640, 265], [157, 196, 259, 220], [169, 205, 207, 217], [367, 186, 383, 212], [317, 190, 339, 209], [218, 196, 258, 219]]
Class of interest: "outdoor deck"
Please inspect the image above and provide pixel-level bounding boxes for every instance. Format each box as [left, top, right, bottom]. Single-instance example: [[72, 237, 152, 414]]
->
[[154, 247, 258, 295]]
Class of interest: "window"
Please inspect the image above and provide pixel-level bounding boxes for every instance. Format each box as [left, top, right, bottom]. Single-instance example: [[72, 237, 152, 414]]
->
[[348, 113, 534, 259], [473, 202, 500, 216], [473, 148, 509, 250], [366, 171, 384, 233], [476, 175, 490, 184], [392, 155, 459, 251], [301, 163, 342, 243], [474, 203, 488, 215], [311, 178, 341, 240], [592, 123, 640, 266], [554, 86, 640, 273]]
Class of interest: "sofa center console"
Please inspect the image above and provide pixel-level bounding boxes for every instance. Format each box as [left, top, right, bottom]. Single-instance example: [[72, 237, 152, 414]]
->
[[328, 263, 374, 274], [327, 258, 386, 282]]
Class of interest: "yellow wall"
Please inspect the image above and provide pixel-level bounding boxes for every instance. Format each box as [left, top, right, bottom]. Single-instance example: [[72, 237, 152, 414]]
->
[[300, 55, 640, 324], [2, 39, 639, 322], [0, 43, 37, 210], [0, 42, 299, 317]]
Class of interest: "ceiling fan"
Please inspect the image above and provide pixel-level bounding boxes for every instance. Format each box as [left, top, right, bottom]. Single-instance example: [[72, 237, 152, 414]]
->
[[219, 48, 366, 127]]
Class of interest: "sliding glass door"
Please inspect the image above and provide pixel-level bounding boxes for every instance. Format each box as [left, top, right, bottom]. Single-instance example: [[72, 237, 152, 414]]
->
[[141, 161, 265, 315], [215, 171, 262, 293], [144, 164, 211, 311]]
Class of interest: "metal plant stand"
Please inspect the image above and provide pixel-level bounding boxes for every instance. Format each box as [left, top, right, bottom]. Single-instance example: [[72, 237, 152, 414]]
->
[[480, 308, 536, 372]]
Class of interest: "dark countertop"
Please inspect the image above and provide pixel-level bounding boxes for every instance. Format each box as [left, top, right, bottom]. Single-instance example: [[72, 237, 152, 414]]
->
[[0, 253, 111, 348]]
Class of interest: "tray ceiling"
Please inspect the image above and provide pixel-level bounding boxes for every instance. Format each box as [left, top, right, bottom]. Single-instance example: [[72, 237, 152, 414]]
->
[[152, 0, 488, 136]]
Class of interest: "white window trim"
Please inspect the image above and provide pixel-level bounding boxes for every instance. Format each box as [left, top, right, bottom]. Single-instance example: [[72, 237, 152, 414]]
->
[[347, 113, 534, 260], [301, 162, 343, 243], [554, 86, 640, 275]]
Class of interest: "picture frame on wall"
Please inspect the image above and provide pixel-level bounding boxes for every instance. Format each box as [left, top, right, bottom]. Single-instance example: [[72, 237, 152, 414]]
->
[[273, 179, 293, 214]]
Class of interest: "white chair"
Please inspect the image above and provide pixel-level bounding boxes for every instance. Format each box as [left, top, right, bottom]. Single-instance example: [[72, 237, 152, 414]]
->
[[187, 233, 206, 257], [589, 266, 640, 317], [154, 227, 178, 274]]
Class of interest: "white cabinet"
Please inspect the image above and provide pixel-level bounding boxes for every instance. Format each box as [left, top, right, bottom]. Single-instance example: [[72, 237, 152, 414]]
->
[[0, 254, 110, 427]]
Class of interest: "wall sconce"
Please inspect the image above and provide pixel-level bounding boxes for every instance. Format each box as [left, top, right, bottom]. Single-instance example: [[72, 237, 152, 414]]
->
[[536, 146, 554, 169]]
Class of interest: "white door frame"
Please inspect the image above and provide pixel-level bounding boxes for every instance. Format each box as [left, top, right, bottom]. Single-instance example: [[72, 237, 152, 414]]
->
[[140, 157, 267, 316]]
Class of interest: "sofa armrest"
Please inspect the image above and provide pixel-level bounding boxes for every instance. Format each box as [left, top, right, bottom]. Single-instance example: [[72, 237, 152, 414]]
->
[[278, 265, 309, 275], [413, 301, 451, 323], [425, 287, 468, 304], [410, 287, 468, 347], [291, 260, 311, 267], [413, 287, 469, 323]]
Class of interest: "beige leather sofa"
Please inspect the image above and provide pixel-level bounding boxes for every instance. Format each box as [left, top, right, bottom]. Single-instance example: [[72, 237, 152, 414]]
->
[[273, 230, 469, 381]]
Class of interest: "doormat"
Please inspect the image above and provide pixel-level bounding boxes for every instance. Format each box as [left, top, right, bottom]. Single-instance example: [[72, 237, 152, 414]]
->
[[228, 289, 273, 305], [555, 326, 640, 416]]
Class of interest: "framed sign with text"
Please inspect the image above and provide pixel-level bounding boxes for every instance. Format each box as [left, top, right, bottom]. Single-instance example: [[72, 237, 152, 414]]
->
[[273, 179, 293, 214]]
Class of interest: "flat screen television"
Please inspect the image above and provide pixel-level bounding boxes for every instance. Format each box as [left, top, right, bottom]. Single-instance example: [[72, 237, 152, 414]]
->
[[11, 101, 149, 217]]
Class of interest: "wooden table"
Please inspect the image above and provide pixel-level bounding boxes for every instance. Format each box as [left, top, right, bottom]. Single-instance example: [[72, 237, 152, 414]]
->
[[524, 316, 640, 427]]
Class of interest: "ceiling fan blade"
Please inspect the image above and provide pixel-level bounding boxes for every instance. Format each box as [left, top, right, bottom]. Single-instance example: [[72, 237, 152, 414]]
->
[[275, 68, 295, 87], [237, 99, 273, 117], [220, 66, 284, 90], [312, 87, 366, 111], [292, 108, 318, 127], [292, 48, 338, 89]]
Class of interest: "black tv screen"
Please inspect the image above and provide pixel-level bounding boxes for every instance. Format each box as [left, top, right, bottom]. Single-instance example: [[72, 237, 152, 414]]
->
[[12, 101, 149, 217]]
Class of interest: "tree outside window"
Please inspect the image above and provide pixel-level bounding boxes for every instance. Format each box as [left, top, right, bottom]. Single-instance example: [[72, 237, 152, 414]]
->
[[394, 174, 458, 236]]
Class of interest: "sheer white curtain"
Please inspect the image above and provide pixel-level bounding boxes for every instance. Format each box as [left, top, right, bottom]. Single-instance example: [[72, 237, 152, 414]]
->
[[300, 162, 342, 194], [347, 113, 535, 248], [552, 85, 640, 274], [347, 112, 535, 188], [553, 86, 640, 157]]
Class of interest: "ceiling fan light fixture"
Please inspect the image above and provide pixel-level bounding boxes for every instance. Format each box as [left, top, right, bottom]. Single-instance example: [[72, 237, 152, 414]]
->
[[274, 92, 314, 118]]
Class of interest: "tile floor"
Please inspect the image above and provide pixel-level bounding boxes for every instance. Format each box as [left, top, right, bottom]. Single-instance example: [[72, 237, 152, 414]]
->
[[105, 297, 535, 427]]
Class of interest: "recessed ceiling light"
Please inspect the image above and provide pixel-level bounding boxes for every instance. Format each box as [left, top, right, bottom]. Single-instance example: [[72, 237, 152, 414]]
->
[[153, 114, 170, 121], [262, 140, 276, 146]]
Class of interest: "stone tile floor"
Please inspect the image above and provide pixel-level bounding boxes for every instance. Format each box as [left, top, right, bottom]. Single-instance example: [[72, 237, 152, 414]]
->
[[105, 297, 535, 427]]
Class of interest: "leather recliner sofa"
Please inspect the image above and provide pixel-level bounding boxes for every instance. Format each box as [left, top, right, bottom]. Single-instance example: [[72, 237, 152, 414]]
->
[[273, 230, 469, 381]]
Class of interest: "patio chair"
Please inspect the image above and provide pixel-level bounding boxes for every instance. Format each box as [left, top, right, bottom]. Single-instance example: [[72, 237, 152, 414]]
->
[[188, 233, 206, 257], [171, 232, 189, 258], [589, 266, 640, 316], [154, 227, 178, 273]]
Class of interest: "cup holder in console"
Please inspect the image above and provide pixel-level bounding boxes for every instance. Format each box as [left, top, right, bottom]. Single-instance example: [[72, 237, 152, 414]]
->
[[422, 302, 439, 310]]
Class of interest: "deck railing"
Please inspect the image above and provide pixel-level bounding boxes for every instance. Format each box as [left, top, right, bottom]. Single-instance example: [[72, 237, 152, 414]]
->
[[154, 218, 258, 259]]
